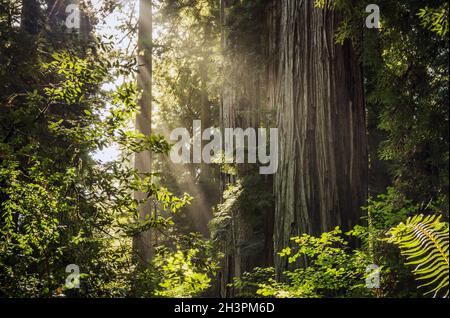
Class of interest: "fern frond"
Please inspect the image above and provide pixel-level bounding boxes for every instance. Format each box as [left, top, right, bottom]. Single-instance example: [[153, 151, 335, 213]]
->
[[387, 214, 449, 298]]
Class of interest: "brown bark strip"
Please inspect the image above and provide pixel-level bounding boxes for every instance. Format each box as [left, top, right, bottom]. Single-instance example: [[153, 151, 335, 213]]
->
[[267, 0, 367, 275]]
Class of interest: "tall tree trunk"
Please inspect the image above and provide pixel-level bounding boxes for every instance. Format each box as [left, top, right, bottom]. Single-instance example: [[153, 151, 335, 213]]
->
[[133, 0, 153, 264], [21, 0, 40, 34], [267, 0, 368, 276], [218, 0, 275, 297]]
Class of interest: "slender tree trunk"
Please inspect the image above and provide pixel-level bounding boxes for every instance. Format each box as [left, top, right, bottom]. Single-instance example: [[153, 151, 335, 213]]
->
[[21, 0, 40, 34], [218, 0, 275, 297], [133, 0, 153, 264], [267, 0, 368, 276]]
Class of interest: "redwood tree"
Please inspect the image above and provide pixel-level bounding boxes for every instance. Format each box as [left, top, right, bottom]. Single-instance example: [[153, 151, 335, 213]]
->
[[267, 0, 368, 275]]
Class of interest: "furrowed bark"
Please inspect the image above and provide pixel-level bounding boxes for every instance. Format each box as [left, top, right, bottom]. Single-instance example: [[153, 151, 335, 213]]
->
[[267, 0, 367, 275]]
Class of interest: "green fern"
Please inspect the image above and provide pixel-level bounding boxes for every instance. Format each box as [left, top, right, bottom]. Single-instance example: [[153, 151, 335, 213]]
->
[[387, 214, 449, 298]]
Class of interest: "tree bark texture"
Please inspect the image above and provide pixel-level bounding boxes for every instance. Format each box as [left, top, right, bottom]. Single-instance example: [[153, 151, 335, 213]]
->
[[267, 0, 367, 275], [133, 0, 154, 264]]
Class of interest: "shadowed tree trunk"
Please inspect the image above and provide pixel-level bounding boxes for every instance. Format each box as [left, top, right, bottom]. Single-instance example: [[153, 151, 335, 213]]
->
[[21, 0, 40, 34], [267, 0, 368, 276], [218, 0, 275, 297], [133, 0, 154, 264], [218, 0, 367, 291]]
